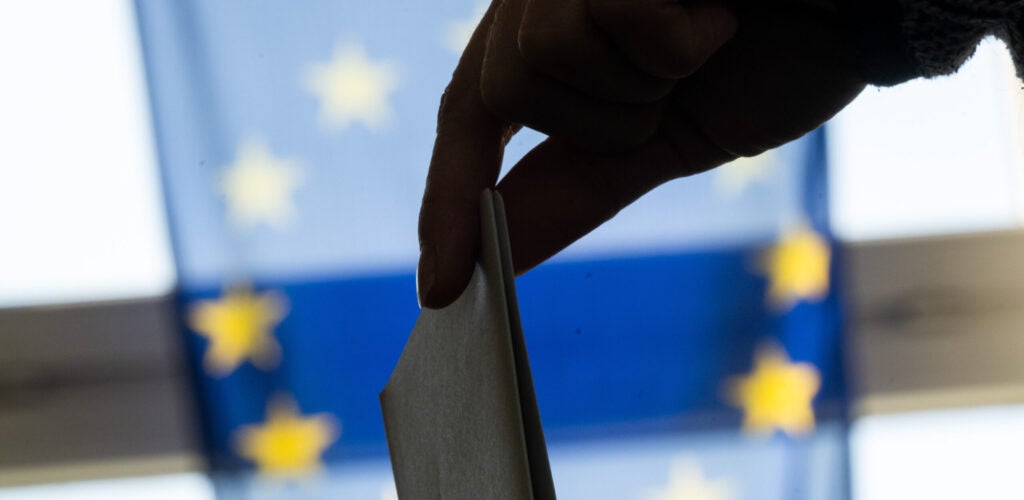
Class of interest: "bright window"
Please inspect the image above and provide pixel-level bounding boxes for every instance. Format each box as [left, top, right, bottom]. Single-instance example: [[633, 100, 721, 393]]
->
[[0, 0, 174, 307], [829, 39, 1024, 241]]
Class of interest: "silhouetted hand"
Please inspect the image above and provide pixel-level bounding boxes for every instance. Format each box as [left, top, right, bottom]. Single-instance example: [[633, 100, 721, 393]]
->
[[417, 0, 866, 308]]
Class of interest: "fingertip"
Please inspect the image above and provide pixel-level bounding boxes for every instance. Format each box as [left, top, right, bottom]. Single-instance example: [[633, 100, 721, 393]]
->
[[416, 207, 481, 309], [415, 248, 433, 309], [417, 0, 509, 309], [658, 2, 739, 78], [416, 248, 477, 310], [417, 246, 461, 310]]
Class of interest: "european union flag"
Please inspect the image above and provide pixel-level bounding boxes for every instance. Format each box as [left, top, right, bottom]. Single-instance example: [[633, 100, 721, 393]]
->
[[135, 0, 847, 497]]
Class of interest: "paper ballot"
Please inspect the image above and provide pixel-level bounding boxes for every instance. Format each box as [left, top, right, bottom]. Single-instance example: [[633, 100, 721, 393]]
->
[[380, 190, 556, 499]]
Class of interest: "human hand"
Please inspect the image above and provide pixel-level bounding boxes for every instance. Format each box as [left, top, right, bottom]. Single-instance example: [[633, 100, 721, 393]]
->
[[417, 0, 866, 309]]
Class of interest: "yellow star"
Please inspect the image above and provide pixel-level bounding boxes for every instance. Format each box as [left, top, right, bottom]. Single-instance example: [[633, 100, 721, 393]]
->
[[187, 287, 287, 376], [761, 225, 830, 310], [305, 42, 400, 132], [646, 458, 736, 500], [725, 345, 821, 437], [219, 140, 303, 229], [235, 396, 339, 479]]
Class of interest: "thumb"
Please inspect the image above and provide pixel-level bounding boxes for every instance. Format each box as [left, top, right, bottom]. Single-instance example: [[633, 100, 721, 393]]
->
[[418, 2, 516, 309]]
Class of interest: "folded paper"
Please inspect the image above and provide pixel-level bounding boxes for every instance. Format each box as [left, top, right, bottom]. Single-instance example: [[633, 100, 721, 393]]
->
[[380, 190, 555, 499]]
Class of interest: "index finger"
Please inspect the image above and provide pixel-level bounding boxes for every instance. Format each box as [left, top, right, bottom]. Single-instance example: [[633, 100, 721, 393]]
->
[[417, 1, 516, 309]]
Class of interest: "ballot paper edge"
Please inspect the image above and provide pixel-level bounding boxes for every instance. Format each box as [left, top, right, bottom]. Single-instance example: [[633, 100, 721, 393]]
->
[[491, 192, 557, 500], [379, 189, 537, 499]]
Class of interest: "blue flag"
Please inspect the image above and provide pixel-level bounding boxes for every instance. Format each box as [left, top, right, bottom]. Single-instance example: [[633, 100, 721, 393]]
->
[[135, 0, 847, 497]]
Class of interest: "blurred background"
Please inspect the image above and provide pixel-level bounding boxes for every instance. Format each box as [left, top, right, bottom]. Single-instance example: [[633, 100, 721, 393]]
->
[[0, 1, 1023, 498]]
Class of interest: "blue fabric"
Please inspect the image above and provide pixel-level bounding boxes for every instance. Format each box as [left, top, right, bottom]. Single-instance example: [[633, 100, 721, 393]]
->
[[134, 0, 848, 496], [180, 246, 845, 468]]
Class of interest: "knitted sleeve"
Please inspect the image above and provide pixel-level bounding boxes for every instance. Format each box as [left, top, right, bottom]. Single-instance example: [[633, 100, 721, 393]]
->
[[841, 0, 1024, 86]]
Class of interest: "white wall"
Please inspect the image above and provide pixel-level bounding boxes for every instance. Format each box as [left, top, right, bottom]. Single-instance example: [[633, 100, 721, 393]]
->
[[852, 405, 1024, 500], [829, 39, 1024, 242]]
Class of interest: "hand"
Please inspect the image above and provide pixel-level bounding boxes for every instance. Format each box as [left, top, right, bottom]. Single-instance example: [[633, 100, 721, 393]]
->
[[417, 0, 866, 309]]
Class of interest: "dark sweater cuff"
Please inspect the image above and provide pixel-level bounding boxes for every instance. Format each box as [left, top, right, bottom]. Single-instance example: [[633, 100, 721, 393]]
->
[[837, 0, 921, 86], [1005, 14, 1024, 79]]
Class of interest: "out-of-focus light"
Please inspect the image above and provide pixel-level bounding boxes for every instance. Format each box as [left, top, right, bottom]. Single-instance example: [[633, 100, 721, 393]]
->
[[0, 473, 215, 500], [0, 0, 174, 307], [829, 39, 1024, 241], [851, 405, 1024, 500]]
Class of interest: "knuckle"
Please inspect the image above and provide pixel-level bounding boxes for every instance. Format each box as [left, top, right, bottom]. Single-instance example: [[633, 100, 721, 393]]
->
[[623, 74, 676, 103], [480, 62, 532, 124], [517, 16, 579, 76], [479, 66, 516, 120], [638, 38, 703, 78], [660, 109, 738, 176], [516, 21, 555, 65], [662, 37, 704, 76]]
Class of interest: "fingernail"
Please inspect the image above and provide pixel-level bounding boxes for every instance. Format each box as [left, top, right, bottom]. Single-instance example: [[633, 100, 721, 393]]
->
[[416, 248, 436, 309]]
